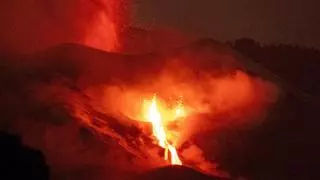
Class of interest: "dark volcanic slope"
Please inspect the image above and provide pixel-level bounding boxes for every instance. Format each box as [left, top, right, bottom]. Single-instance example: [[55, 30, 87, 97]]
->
[[27, 40, 288, 94]]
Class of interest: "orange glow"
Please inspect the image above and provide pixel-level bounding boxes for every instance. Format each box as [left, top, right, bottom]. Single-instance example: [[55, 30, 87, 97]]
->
[[69, 65, 277, 177], [143, 95, 183, 165], [175, 98, 186, 119]]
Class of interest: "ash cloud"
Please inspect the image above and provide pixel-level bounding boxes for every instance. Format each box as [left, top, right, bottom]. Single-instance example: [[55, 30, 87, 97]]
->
[[0, 0, 127, 53]]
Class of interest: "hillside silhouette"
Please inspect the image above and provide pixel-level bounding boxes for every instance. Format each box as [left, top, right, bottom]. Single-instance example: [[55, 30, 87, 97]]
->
[[0, 131, 49, 180], [233, 38, 320, 97]]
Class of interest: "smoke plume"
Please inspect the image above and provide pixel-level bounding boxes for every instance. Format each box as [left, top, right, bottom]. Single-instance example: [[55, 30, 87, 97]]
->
[[0, 0, 127, 53]]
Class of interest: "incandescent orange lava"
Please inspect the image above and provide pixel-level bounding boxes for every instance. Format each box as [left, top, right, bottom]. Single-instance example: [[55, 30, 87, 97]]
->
[[143, 95, 186, 165]]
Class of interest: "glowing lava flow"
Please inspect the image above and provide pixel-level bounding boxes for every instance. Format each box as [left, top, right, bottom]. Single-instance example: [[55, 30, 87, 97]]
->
[[144, 95, 183, 165]]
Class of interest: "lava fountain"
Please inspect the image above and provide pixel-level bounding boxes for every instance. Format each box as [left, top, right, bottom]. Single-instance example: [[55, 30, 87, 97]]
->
[[143, 95, 185, 165]]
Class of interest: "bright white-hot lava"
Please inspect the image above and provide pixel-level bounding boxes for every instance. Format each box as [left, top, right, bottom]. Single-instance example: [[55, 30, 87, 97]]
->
[[143, 95, 185, 165]]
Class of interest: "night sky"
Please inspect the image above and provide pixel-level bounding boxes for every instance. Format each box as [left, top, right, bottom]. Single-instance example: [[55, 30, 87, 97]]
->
[[133, 0, 320, 48]]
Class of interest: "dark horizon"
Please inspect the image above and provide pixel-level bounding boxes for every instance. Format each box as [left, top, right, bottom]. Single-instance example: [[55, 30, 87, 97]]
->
[[133, 0, 320, 48]]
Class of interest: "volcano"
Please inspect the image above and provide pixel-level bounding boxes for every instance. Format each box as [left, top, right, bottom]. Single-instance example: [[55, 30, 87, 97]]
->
[[0, 37, 317, 180]]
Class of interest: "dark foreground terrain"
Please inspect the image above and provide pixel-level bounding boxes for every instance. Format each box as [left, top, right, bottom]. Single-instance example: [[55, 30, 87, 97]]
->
[[0, 131, 50, 180], [0, 132, 225, 180]]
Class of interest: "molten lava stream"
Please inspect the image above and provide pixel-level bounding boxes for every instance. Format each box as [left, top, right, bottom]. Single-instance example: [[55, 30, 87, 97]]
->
[[144, 95, 182, 165]]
